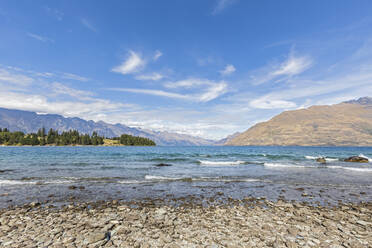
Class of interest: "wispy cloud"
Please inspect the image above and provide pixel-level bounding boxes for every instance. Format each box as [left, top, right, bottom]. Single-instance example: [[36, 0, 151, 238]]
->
[[153, 50, 163, 61], [197, 56, 216, 66], [44, 7, 64, 21], [272, 54, 312, 76], [111, 78, 228, 102], [112, 50, 146, 75], [220, 64, 236, 76], [0, 69, 34, 86], [135, 73, 164, 81], [212, 0, 237, 15], [81, 18, 98, 32], [198, 82, 228, 102], [50, 82, 93, 99], [164, 78, 216, 89], [249, 52, 312, 85], [0, 90, 125, 119], [0, 67, 132, 121], [166, 78, 229, 102], [249, 97, 297, 109], [27, 33, 54, 43], [62, 73, 89, 82], [109, 88, 188, 100]]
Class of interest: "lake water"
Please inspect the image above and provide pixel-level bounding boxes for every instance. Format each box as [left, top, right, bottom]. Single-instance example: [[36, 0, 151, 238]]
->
[[0, 146, 371, 208]]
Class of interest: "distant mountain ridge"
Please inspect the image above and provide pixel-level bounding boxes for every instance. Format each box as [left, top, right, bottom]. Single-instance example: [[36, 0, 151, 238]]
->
[[0, 108, 214, 146], [344, 97, 372, 105], [214, 132, 241, 145], [226, 97, 372, 146]]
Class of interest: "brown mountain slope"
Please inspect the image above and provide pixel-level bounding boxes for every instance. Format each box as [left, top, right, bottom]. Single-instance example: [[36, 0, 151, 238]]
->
[[226, 97, 372, 146]]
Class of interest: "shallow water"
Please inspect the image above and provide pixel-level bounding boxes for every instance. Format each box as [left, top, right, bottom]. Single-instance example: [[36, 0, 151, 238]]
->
[[0, 146, 371, 208]]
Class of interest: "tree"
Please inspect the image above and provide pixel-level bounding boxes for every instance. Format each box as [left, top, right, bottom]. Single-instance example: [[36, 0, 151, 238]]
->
[[37, 127, 46, 137]]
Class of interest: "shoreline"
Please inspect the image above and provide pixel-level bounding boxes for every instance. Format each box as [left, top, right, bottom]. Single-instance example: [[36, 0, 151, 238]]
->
[[0, 144, 155, 147], [0, 197, 370, 247]]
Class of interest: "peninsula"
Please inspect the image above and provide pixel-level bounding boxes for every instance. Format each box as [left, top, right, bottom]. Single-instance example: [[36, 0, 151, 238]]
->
[[0, 128, 156, 146]]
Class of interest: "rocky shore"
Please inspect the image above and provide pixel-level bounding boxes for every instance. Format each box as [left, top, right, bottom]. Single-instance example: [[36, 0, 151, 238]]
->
[[0, 197, 371, 248]]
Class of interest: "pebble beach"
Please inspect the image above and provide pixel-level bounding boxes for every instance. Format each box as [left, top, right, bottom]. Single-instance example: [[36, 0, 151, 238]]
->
[[0, 196, 371, 248]]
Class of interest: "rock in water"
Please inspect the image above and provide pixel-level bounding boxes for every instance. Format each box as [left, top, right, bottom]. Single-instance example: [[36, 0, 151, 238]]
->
[[344, 156, 369, 163], [316, 157, 326, 164], [155, 163, 172, 167]]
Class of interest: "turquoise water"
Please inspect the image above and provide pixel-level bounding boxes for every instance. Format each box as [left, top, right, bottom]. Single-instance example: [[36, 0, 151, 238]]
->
[[0, 146, 371, 207]]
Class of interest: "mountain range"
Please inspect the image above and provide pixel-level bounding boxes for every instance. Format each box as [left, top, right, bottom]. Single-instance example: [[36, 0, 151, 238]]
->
[[226, 97, 372, 146], [0, 108, 214, 146], [2, 97, 372, 147]]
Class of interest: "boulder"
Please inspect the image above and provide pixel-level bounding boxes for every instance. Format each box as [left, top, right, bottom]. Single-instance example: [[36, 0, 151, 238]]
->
[[316, 157, 326, 164], [344, 156, 369, 163]]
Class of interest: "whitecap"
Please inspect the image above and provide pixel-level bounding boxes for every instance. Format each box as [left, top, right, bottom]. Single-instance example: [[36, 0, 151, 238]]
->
[[305, 155, 319, 160], [145, 175, 182, 180], [305, 155, 339, 162], [359, 154, 372, 162], [118, 180, 147, 184], [198, 160, 246, 166], [193, 177, 260, 182], [325, 158, 339, 162], [264, 163, 309, 168], [327, 166, 372, 172], [342, 167, 372, 172], [0, 180, 36, 185], [44, 180, 74, 184]]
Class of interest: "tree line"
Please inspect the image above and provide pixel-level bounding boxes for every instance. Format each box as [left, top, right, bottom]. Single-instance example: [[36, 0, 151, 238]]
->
[[113, 134, 156, 146], [0, 128, 156, 146]]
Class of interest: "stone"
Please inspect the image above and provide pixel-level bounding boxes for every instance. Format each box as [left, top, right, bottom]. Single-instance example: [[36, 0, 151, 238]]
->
[[316, 157, 326, 164], [30, 202, 40, 207], [344, 156, 369, 163], [0, 197, 370, 247], [87, 232, 106, 244], [155, 163, 172, 167], [356, 220, 370, 227]]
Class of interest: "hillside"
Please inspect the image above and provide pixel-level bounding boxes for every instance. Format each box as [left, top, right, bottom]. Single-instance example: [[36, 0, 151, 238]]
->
[[0, 108, 213, 146], [226, 97, 372, 146]]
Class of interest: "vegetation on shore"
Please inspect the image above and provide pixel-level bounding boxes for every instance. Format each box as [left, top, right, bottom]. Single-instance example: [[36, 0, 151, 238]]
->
[[0, 128, 156, 146]]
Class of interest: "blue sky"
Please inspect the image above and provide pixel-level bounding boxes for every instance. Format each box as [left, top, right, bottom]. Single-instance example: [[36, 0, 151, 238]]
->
[[1, 0, 372, 139]]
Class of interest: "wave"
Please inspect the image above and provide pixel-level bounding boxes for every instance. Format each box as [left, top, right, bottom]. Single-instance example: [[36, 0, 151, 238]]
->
[[0, 180, 36, 185], [305, 155, 339, 162], [44, 180, 74, 184], [325, 158, 339, 162], [145, 175, 183, 180], [118, 180, 148, 184], [194, 177, 261, 183], [359, 154, 372, 162], [264, 162, 311, 168], [327, 166, 372, 172], [198, 160, 246, 166], [0, 179, 74, 185], [342, 167, 372, 172], [144, 175, 262, 183]]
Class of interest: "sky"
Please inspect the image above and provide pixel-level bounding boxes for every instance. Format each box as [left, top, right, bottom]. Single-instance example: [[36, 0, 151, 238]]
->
[[1, 0, 372, 140]]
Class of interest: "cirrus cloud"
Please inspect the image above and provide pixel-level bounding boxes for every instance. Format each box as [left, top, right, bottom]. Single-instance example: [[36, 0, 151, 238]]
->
[[135, 73, 164, 81], [109, 78, 228, 103], [112, 50, 146, 75], [220, 64, 236, 76]]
